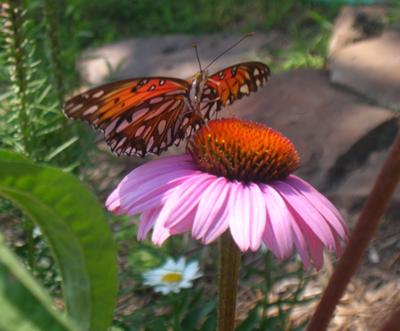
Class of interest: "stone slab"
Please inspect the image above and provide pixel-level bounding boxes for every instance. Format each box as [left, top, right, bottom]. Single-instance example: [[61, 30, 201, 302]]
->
[[77, 32, 286, 85], [329, 31, 400, 109]]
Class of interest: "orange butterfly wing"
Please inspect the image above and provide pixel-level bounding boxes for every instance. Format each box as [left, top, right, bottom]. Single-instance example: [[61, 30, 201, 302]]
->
[[201, 62, 271, 118], [64, 62, 271, 157], [64, 78, 194, 156]]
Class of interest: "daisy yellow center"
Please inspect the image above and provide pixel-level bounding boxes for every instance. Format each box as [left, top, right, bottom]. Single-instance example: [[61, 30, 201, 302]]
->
[[188, 118, 300, 183], [161, 272, 183, 283]]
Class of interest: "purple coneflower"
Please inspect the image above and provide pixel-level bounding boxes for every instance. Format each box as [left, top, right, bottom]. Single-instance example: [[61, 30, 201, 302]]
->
[[106, 118, 348, 270]]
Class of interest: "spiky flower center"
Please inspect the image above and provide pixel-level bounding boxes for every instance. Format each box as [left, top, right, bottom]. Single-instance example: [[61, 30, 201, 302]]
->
[[188, 118, 300, 183], [161, 272, 183, 283]]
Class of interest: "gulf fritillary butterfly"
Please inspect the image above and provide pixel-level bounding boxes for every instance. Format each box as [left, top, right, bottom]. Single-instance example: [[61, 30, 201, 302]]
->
[[64, 60, 270, 157]]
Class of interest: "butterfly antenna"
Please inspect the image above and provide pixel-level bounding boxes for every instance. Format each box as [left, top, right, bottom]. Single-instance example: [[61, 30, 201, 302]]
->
[[204, 32, 254, 71], [192, 43, 203, 72]]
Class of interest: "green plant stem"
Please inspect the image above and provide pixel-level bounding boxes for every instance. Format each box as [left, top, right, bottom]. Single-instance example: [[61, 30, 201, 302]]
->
[[306, 134, 400, 331], [43, 0, 65, 107], [3, 0, 30, 154], [217, 231, 241, 331]]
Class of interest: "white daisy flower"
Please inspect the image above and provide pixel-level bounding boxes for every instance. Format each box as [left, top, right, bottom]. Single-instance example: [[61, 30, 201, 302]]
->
[[143, 257, 202, 294]]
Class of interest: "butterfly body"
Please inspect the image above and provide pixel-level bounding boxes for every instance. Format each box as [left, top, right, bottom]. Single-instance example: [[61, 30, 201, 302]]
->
[[64, 61, 270, 157]]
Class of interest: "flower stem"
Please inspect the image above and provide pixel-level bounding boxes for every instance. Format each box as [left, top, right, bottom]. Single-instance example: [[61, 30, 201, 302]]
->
[[218, 231, 241, 331], [378, 306, 400, 331], [306, 134, 400, 331]]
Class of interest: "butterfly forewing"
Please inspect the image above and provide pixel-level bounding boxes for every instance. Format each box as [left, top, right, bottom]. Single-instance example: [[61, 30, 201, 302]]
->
[[201, 61, 270, 116], [64, 77, 191, 156]]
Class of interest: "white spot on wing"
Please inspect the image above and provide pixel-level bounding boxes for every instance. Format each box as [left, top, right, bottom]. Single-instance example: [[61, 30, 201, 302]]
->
[[105, 118, 119, 136], [92, 90, 105, 98], [150, 96, 164, 104], [240, 85, 250, 94], [131, 107, 150, 122], [69, 104, 83, 114], [83, 105, 99, 115], [254, 68, 260, 76], [116, 137, 127, 149], [116, 120, 131, 133], [146, 137, 154, 151], [135, 125, 146, 137], [158, 119, 167, 135]]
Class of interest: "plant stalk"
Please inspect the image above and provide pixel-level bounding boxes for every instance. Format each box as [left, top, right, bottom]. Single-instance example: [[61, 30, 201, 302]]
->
[[378, 306, 400, 331], [218, 231, 241, 331], [306, 134, 400, 331], [43, 0, 65, 107], [2, 0, 30, 154]]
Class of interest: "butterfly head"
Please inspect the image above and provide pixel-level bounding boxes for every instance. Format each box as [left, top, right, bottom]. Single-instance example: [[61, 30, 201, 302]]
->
[[194, 70, 208, 83]]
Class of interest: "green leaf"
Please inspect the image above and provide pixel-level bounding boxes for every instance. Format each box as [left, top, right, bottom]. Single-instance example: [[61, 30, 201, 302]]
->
[[44, 136, 79, 161], [0, 149, 118, 331], [236, 304, 260, 331], [0, 234, 78, 331], [182, 295, 215, 330]]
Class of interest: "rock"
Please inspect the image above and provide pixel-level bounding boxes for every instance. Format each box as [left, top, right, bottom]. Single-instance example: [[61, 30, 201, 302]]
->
[[327, 148, 400, 219], [328, 5, 400, 109], [329, 30, 400, 109], [328, 5, 387, 55], [77, 32, 286, 85], [230, 69, 399, 193]]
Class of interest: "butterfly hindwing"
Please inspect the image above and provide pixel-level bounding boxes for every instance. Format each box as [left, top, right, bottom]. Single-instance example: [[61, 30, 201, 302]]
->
[[64, 77, 191, 156]]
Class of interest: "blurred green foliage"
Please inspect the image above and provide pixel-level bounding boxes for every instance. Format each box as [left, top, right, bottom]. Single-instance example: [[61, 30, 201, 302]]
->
[[60, 0, 340, 46]]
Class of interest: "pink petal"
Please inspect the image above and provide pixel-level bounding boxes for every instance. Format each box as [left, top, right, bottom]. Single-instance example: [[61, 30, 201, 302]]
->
[[122, 154, 195, 189], [118, 170, 200, 213], [151, 226, 170, 246], [285, 175, 348, 239], [295, 216, 324, 270], [137, 208, 161, 240], [262, 214, 281, 258], [169, 208, 197, 235], [229, 182, 266, 252], [151, 173, 213, 243], [290, 219, 311, 270], [192, 177, 230, 241], [106, 188, 124, 214], [163, 173, 215, 228], [105, 154, 197, 213], [261, 184, 293, 259], [272, 181, 336, 250], [201, 185, 232, 244], [122, 175, 189, 216]]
